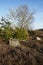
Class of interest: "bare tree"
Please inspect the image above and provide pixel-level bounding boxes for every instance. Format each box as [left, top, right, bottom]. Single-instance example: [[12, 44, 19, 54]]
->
[[8, 5, 34, 30]]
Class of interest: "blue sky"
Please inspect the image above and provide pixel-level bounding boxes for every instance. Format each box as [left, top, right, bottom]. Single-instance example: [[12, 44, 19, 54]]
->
[[0, 0, 43, 29]]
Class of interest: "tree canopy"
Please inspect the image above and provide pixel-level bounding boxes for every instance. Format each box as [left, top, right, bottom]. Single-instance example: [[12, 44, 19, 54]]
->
[[8, 5, 34, 30]]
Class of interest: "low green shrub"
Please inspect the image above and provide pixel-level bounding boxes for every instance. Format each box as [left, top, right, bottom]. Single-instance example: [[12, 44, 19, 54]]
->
[[13, 28, 29, 40]]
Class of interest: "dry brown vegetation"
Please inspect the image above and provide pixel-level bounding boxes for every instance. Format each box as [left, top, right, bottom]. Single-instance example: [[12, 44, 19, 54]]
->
[[0, 29, 43, 65]]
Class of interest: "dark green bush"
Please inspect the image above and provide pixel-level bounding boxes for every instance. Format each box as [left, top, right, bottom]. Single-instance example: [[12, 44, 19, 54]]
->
[[28, 30, 35, 36]]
